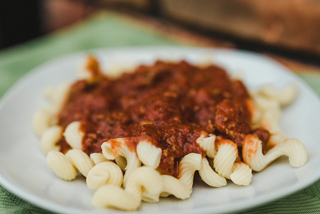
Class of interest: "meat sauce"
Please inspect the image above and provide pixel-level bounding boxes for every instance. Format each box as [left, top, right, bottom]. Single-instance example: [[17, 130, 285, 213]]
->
[[57, 59, 270, 177]]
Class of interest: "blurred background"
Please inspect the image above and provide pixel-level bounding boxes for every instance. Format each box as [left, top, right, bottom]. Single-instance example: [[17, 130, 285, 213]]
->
[[0, 0, 319, 65]]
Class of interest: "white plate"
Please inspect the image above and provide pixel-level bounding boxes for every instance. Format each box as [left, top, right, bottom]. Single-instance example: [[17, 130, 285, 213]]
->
[[1, 47, 320, 214]]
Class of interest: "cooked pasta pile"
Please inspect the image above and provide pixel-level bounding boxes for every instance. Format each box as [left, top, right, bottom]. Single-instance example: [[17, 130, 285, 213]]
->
[[33, 56, 307, 211]]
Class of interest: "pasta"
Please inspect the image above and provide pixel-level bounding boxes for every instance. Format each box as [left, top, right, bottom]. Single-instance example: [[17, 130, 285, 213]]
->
[[214, 139, 238, 179], [34, 55, 308, 211], [230, 162, 252, 186], [47, 149, 94, 180], [242, 135, 307, 171], [90, 153, 108, 165], [198, 158, 227, 187], [92, 185, 141, 211], [258, 83, 297, 107], [65, 149, 95, 177], [252, 93, 286, 147], [47, 151, 78, 181], [101, 139, 141, 186], [33, 108, 57, 137], [86, 161, 123, 190], [136, 141, 162, 169], [92, 166, 163, 210], [63, 121, 83, 150], [41, 125, 63, 154]]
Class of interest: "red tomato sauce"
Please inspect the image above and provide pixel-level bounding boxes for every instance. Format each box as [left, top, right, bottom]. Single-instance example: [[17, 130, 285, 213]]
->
[[57, 59, 270, 177]]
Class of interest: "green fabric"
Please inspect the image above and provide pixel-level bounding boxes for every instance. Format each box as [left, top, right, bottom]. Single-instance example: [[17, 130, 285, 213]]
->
[[1, 12, 320, 214], [298, 72, 320, 95], [0, 186, 47, 214]]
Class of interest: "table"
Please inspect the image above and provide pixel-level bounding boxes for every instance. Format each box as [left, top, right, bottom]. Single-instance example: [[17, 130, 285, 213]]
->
[[1, 11, 320, 214]]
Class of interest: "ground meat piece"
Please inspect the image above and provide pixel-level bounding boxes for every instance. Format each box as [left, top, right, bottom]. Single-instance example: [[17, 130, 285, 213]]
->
[[214, 99, 251, 146]]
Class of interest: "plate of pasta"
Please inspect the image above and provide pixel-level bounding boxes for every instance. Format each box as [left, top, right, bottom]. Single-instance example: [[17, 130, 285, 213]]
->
[[0, 46, 319, 214]]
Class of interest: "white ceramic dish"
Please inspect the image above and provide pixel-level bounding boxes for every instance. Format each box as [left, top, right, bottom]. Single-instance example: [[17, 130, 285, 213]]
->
[[0, 47, 320, 214]]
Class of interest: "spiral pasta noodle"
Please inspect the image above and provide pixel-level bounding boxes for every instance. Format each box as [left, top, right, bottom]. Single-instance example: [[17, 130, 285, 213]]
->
[[46, 151, 78, 181], [33, 107, 58, 137], [160, 153, 202, 200], [198, 158, 227, 188], [47, 149, 95, 180], [242, 135, 308, 171], [214, 139, 238, 179], [92, 166, 163, 210], [251, 84, 298, 148], [136, 140, 162, 169], [90, 153, 108, 165], [196, 133, 217, 158], [63, 121, 83, 150], [40, 125, 63, 154], [230, 162, 252, 186], [33, 83, 71, 137], [86, 161, 123, 190], [101, 139, 141, 185], [92, 185, 140, 211], [258, 83, 297, 107]]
